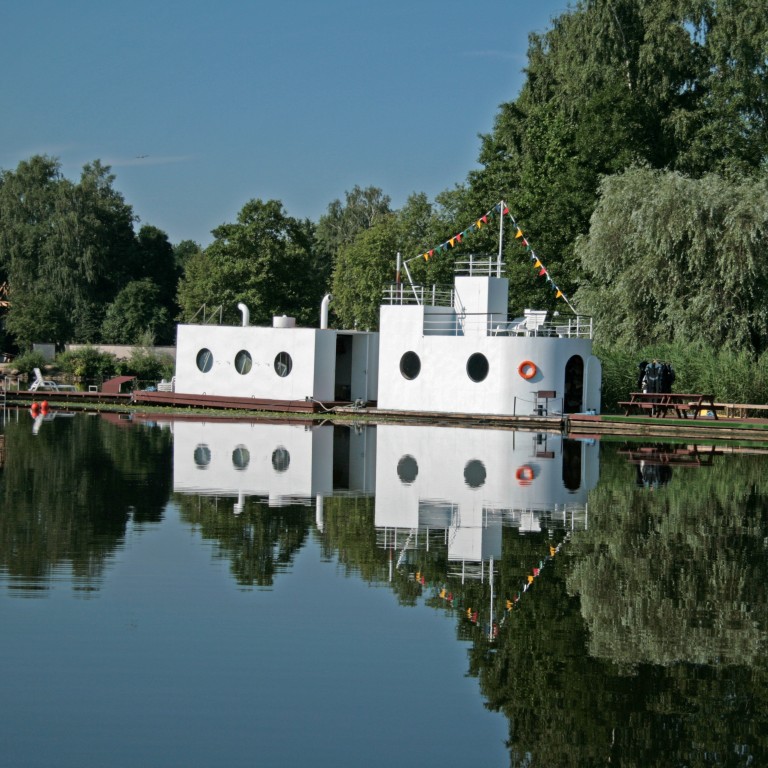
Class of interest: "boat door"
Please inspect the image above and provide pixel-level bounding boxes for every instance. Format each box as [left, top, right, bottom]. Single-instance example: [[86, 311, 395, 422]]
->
[[334, 334, 353, 401], [563, 355, 584, 413]]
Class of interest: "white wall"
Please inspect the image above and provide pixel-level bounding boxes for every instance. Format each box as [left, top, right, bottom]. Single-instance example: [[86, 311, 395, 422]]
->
[[377, 303, 596, 415], [175, 324, 319, 400], [172, 421, 332, 503]]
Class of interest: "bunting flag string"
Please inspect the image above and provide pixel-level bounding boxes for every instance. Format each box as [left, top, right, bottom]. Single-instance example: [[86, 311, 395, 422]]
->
[[410, 531, 572, 642], [504, 204, 577, 314], [405, 200, 576, 313]]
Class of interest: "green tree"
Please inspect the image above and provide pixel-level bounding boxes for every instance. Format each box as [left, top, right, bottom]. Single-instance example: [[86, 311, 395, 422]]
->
[[176, 199, 320, 327], [101, 278, 173, 344], [330, 218, 398, 330], [575, 167, 768, 352], [0, 156, 138, 347], [465, 0, 768, 312], [315, 185, 392, 261], [173, 239, 202, 274], [134, 225, 180, 311]]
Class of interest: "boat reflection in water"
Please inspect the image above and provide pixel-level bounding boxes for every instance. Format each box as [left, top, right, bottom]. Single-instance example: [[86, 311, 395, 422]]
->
[[171, 420, 376, 520], [170, 420, 598, 588], [374, 425, 598, 581]]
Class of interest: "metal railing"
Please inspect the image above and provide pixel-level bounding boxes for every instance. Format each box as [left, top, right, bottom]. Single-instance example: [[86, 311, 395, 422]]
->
[[489, 315, 593, 339], [382, 283, 455, 307], [418, 311, 593, 338], [454, 255, 502, 276]]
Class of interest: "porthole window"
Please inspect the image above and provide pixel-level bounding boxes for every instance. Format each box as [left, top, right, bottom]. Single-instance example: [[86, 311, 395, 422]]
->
[[466, 353, 489, 383], [194, 444, 211, 469], [272, 447, 290, 473], [196, 348, 213, 373], [274, 351, 292, 377], [397, 455, 419, 485], [232, 445, 250, 470], [235, 350, 252, 375], [399, 351, 421, 380], [464, 459, 487, 489]]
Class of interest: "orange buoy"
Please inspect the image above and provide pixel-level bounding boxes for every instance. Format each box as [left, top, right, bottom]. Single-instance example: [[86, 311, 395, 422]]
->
[[518, 360, 537, 379], [515, 465, 535, 486], [40, 400, 48, 411]]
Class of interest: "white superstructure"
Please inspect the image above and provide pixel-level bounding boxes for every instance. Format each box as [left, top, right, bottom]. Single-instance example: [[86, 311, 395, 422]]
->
[[376, 259, 601, 416]]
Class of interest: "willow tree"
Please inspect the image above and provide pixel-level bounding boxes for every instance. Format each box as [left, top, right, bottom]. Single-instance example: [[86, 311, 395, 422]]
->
[[575, 167, 768, 351], [465, 0, 768, 309]]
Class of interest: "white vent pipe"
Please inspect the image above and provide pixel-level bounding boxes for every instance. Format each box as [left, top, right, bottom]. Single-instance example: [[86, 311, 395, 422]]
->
[[320, 293, 332, 329], [237, 302, 250, 327]]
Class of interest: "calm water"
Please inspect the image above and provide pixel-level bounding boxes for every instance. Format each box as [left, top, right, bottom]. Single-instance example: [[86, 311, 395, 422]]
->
[[1, 410, 766, 767]]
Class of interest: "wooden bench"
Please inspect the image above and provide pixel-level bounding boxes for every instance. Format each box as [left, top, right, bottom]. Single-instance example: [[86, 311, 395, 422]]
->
[[620, 393, 717, 419]]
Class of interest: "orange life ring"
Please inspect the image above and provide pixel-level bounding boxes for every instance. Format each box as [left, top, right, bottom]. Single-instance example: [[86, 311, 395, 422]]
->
[[518, 360, 537, 379], [515, 465, 535, 485]]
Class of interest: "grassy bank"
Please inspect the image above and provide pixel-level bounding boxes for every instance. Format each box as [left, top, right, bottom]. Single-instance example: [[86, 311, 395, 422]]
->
[[597, 342, 768, 412]]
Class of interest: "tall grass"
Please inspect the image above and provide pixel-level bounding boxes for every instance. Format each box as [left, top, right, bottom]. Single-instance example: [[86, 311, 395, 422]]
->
[[596, 342, 768, 412]]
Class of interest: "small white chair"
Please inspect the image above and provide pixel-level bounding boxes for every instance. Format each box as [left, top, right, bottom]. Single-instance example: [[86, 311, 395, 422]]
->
[[28, 368, 58, 392]]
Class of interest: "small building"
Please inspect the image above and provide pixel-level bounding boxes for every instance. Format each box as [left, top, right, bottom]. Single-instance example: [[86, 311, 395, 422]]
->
[[173, 308, 379, 405]]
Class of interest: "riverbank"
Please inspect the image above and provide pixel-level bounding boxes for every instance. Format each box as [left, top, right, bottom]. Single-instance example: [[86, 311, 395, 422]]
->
[[8, 388, 768, 443]]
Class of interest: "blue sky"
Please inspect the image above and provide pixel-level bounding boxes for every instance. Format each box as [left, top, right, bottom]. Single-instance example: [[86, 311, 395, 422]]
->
[[1, 0, 569, 247]]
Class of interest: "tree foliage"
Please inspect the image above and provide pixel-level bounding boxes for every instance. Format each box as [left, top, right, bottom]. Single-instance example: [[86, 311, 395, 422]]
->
[[315, 185, 392, 262], [465, 0, 768, 314], [575, 167, 768, 351], [0, 155, 179, 349], [101, 278, 173, 345], [176, 199, 321, 327]]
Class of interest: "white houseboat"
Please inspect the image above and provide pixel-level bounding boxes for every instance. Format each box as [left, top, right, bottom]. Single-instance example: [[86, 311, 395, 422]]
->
[[150, 204, 601, 419]]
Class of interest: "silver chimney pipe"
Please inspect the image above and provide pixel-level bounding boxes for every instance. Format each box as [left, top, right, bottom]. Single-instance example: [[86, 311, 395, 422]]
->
[[237, 302, 250, 327], [320, 294, 332, 329]]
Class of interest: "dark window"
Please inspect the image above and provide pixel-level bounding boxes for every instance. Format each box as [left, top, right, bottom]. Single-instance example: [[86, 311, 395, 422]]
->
[[466, 353, 489, 382], [194, 444, 211, 468], [397, 455, 419, 485], [272, 447, 290, 472], [196, 348, 213, 373], [232, 445, 250, 470], [235, 350, 252, 375], [399, 351, 421, 380], [274, 352, 292, 377], [464, 459, 487, 488]]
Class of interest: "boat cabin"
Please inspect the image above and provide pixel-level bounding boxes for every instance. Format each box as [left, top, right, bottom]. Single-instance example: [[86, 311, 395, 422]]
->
[[376, 257, 601, 416]]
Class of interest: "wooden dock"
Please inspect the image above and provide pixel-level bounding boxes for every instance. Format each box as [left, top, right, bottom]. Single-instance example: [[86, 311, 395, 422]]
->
[[567, 412, 768, 442]]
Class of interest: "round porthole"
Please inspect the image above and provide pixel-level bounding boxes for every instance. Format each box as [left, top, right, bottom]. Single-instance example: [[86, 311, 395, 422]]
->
[[196, 348, 213, 373], [272, 447, 290, 473], [232, 445, 250, 470], [399, 351, 421, 380], [466, 353, 489, 383], [235, 350, 252, 375], [274, 352, 292, 377], [464, 459, 487, 488], [397, 454, 419, 485], [194, 444, 211, 469]]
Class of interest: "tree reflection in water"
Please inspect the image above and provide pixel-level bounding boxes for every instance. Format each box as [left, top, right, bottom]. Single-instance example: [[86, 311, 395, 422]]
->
[[2, 415, 767, 765]]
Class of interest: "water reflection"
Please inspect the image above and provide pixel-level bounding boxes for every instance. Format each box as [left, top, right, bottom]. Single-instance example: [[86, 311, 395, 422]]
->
[[3, 412, 768, 766], [0, 409, 172, 596], [375, 424, 597, 561]]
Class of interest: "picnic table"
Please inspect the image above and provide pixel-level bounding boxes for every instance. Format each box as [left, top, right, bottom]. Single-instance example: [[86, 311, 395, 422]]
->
[[618, 392, 718, 419]]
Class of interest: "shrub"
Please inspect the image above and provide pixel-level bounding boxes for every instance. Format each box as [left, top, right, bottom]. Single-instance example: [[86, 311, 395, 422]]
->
[[117, 347, 174, 386], [11, 350, 48, 377], [598, 341, 768, 411], [57, 347, 118, 380]]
